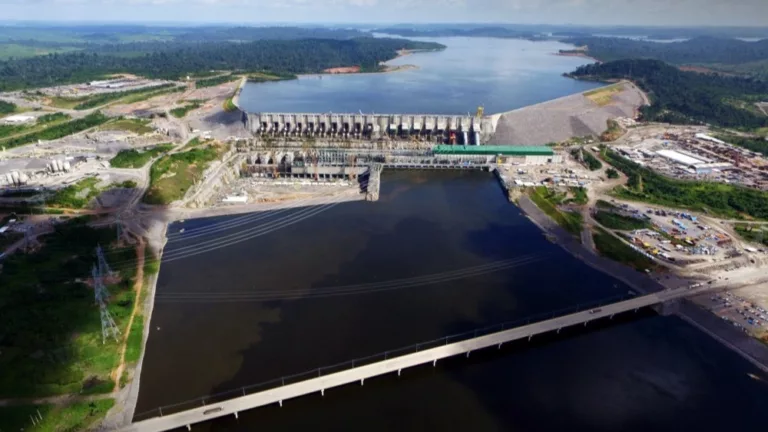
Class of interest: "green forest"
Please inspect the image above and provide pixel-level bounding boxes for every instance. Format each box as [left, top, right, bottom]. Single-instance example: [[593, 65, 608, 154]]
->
[[0, 38, 444, 91], [713, 134, 768, 156], [603, 149, 768, 219], [0, 99, 16, 114], [563, 36, 768, 65], [568, 59, 768, 129]]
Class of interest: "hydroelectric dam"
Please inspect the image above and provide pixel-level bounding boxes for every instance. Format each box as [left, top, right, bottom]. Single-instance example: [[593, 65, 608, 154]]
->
[[237, 81, 648, 146], [243, 112, 497, 145]]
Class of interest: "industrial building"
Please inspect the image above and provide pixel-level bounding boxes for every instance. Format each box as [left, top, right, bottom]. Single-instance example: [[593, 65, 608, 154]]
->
[[3, 114, 35, 124], [655, 149, 732, 173], [434, 145, 561, 164]]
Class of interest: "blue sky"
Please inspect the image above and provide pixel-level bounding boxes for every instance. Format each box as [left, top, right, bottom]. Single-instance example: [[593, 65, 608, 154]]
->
[[0, 0, 766, 26]]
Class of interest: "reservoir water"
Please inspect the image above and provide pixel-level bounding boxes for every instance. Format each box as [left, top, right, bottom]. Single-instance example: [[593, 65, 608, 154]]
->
[[237, 37, 603, 115], [136, 171, 768, 431], [136, 36, 768, 430]]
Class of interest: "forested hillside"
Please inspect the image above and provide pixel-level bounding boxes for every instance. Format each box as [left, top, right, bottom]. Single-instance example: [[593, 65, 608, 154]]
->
[[563, 36, 768, 65], [0, 38, 444, 91], [568, 59, 768, 129]]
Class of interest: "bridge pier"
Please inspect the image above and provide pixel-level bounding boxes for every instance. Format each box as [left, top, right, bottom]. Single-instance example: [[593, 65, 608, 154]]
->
[[653, 299, 680, 316], [433, 359, 437, 367], [234, 412, 238, 419]]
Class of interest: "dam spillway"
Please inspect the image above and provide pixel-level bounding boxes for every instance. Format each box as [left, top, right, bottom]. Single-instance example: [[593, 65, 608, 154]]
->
[[244, 112, 496, 145]]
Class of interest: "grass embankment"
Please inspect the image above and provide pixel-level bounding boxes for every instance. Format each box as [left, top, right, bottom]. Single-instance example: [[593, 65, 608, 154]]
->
[[246, 71, 297, 83], [0, 218, 139, 398], [592, 227, 659, 272], [170, 100, 204, 118], [0, 112, 109, 150], [594, 210, 651, 230], [734, 224, 768, 247], [47, 177, 135, 209], [100, 118, 154, 135], [0, 112, 72, 139], [529, 186, 583, 235], [223, 96, 238, 112], [195, 74, 239, 88], [110, 143, 173, 168], [0, 399, 115, 432], [604, 149, 768, 219], [142, 143, 224, 205], [584, 83, 622, 106], [48, 83, 176, 110], [119, 85, 185, 105]]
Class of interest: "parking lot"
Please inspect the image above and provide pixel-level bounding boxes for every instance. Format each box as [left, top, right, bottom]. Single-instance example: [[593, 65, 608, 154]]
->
[[604, 201, 740, 264]]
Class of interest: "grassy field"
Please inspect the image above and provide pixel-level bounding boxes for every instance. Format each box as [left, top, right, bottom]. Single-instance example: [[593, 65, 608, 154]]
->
[[196, 74, 239, 88], [592, 227, 659, 272], [0, 113, 71, 140], [119, 86, 185, 105], [47, 84, 180, 110], [734, 224, 768, 247], [529, 187, 583, 235], [0, 399, 115, 432], [566, 187, 588, 205], [100, 118, 155, 135], [110, 144, 173, 168], [142, 144, 224, 205], [47, 177, 103, 209], [170, 101, 203, 118], [0, 219, 138, 398], [594, 210, 651, 231], [584, 83, 622, 106], [0, 112, 109, 150]]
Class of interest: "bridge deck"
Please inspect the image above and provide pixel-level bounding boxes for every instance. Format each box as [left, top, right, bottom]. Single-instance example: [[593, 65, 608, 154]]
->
[[122, 288, 692, 432]]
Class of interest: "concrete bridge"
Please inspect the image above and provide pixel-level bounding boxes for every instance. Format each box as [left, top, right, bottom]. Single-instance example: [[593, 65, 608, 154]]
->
[[122, 285, 704, 432], [244, 112, 496, 144]]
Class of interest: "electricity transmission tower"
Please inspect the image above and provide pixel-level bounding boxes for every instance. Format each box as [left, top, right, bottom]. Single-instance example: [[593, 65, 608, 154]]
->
[[93, 259, 120, 344], [96, 244, 113, 277]]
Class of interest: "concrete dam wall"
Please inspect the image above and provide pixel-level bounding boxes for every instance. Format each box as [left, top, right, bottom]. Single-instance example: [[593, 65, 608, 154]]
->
[[244, 112, 496, 145], [242, 82, 647, 146]]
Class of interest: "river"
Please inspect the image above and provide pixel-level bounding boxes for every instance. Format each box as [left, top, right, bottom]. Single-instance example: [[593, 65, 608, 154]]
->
[[135, 171, 768, 431], [237, 37, 603, 115]]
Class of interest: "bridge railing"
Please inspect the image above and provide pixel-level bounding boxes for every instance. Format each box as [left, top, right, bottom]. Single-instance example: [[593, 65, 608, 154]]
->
[[133, 292, 636, 422]]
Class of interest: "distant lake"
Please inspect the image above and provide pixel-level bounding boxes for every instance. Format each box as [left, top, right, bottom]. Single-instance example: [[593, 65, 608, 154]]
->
[[238, 37, 602, 115]]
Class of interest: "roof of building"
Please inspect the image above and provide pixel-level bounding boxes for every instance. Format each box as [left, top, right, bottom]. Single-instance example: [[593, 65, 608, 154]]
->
[[656, 149, 705, 166], [434, 145, 555, 156]]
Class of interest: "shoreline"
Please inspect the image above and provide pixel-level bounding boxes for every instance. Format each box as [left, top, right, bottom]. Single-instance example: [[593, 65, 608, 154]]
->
[[555, 51, 600, 63], [516, 194, 768, 373]]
